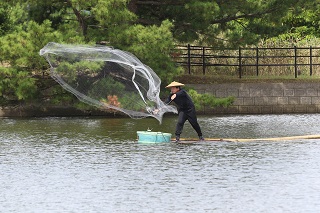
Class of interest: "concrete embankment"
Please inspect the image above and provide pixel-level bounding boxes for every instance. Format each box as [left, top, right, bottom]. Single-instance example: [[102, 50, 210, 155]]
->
[[189, 82, 320, 114]]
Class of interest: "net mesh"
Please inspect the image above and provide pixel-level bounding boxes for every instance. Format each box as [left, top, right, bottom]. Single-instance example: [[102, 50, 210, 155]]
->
[[39, 42, 177, 123]]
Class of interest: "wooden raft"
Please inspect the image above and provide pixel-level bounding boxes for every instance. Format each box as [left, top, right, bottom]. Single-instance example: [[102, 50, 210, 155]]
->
[[173, 134, 320, 144]]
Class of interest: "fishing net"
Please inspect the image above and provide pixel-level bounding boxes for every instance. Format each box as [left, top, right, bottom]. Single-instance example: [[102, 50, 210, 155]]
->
[[39, 42, 177, 123]]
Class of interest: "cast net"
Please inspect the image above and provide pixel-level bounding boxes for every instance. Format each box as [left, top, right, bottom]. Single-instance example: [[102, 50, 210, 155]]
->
[[39, 42, 177, 123]]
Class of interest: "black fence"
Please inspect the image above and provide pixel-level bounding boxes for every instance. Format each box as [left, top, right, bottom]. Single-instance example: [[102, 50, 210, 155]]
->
[[172, 44, 320, 78]]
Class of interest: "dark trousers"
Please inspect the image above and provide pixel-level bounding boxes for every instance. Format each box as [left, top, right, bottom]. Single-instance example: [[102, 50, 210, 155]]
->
[[175, 108, 202, 138]]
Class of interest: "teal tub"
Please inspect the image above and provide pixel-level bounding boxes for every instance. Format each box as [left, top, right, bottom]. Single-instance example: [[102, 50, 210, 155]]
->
[[137, 131, 172, 143]]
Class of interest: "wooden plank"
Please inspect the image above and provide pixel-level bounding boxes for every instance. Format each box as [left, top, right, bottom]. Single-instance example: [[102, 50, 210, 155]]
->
[[172, 134, 320, 143], [177, 140, 222, 144], [171, 138, 229, 144]]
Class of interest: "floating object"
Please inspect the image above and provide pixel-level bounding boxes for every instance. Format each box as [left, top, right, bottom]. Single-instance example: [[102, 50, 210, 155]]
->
[[137, 130, 172, 143], [224, 134, 320, 142], [136, 134, 320, 144]]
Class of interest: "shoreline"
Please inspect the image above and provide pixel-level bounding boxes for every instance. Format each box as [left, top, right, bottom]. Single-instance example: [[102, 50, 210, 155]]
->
[[0, 105, 124, 118]]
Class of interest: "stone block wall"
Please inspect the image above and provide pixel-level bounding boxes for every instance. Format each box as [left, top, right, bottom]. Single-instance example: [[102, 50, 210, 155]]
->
[[188, 82, 320, 114]]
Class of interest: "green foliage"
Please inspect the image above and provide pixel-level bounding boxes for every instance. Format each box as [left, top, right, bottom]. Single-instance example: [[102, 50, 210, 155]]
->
[[187, 89, 234, 111], [0, 67, 37, 100], [118, 93, 147, 111], [47, 85, 76, 105], [275, 2, 320, 43], [56, 61, 104, 82], [15, 77, 37, 100], [88, 76, 125, 99], [27, 0, 65, 29], [1, 2, 28, 33], [92, 0, 136, 27], [94, 79, 149, 112], [0, 3, 11, 36], [0, 20, 62, 71], [90, 76, 154, 112], [132, 0, 311, 47], [116, 20, 180, 82]]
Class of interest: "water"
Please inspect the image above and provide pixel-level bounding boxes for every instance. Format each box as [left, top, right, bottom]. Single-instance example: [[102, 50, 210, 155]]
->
[[1, 114, 320, 212]]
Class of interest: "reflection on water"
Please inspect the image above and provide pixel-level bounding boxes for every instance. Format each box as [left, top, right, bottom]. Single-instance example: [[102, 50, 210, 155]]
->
[[1, 114, 320, 212]]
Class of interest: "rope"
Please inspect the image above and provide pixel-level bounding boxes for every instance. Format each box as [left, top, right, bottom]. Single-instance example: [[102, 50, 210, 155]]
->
[[162, 133, 170, 142]]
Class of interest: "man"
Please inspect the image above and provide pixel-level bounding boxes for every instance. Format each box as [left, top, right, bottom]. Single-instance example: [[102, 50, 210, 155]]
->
[[165, 81, 204, 142]]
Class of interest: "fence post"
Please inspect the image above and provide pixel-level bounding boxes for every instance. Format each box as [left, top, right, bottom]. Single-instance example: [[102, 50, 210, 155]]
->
[[187, 44, 191, 74], [294, 46, 298, 78], [310, 46, 313, 76], [256, 47, 259, 76], [238, 47, 242, 78], [202, 46, 206, 75]]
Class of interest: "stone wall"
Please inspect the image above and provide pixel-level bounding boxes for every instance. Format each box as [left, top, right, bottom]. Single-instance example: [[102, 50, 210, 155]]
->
[[188, 82, 320, 114]]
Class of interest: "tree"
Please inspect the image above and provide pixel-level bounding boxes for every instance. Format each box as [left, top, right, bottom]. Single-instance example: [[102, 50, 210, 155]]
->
[[0, 4, 11, 36], [128, 0, 314, 47], [29, 0, 179, 80], [1, 0, 318, 105], [278, 1, 320, 41], [0, 0, 178, 103]]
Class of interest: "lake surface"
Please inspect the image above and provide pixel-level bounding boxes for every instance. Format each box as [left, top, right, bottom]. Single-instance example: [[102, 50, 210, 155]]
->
[[1, 114, 320, 212]]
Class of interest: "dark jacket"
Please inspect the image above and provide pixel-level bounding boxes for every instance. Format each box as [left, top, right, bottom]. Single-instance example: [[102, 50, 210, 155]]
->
[[166, 89, 195, 111]]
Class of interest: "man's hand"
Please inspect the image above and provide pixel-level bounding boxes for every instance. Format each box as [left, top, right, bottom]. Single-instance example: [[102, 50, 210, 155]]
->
[[171, 94, 176, 100]]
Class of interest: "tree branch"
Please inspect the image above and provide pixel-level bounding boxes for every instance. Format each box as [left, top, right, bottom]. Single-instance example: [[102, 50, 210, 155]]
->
[[211, 8, 277, 24]]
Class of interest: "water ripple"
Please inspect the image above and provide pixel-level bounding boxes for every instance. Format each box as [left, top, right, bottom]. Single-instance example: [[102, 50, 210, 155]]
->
[[1, 116, 320, 212]]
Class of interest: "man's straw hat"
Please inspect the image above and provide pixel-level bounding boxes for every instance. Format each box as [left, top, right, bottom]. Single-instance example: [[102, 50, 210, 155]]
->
[[165, 81, 185, 88]]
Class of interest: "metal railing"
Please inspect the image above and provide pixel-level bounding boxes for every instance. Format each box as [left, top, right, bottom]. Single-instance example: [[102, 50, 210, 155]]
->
[[172, 44, 320, 78]]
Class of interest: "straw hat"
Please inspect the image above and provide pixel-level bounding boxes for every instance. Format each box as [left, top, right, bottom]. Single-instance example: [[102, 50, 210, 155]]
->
[[165, 81, 185, 88]]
